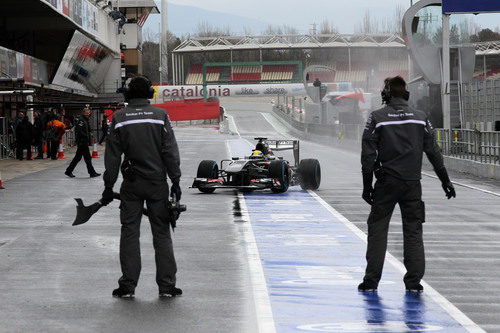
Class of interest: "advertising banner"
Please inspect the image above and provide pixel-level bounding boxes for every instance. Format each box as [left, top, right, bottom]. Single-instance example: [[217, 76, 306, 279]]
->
[[23, 56, 32, 83], [52, 30, 114, 93], [63, 0, 70, 16], [443, 0, 500, 14], [8, 51, 17, 78], [82, 0, 87, 30], [91, 4, 98, 33], [155, 84, 307, 102], [86, 2, 94, 32], [0, 50, 6, 77], [16, 54, 24, 79], [71, 0, 82, 25], [31, 59, 39, 83]]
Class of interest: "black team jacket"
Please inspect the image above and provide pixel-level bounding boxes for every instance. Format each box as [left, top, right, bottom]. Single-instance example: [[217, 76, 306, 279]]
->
[[103, 98, 181, 188], [361, 98, 444, 181]]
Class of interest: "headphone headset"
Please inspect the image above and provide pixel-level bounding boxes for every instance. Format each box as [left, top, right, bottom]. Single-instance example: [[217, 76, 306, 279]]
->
[[381, 77, 410, 104], [123, 76, 155, 100], [381, 79, 392, 105]]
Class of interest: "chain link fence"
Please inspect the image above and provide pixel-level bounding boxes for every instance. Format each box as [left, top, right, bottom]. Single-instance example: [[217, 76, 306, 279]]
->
[[461, 79, 500, 131]]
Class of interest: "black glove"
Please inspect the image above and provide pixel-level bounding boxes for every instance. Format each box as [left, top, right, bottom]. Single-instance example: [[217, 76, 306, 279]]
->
[[101, 186, 114, 206], [170, 181, 182, 201], [362, 172, 374, 205], [435, 167, 456, 199]]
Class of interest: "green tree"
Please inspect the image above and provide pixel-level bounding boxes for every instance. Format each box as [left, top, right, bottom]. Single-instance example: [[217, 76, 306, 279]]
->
[[470, 28, 500, 42]]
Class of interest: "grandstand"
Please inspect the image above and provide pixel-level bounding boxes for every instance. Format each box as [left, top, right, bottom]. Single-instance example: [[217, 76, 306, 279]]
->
[[184, 63, 299, 85], [172, 33, 409, 90], [467, 41, 500, 81], [185, 64, 222, 85]]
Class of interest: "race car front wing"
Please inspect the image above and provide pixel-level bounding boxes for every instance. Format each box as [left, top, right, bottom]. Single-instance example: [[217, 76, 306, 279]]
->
[[191, 178, 283, 191]]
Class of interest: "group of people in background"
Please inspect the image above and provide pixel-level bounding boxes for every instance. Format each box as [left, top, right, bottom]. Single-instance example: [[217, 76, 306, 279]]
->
[[13, 111, 70, 161]]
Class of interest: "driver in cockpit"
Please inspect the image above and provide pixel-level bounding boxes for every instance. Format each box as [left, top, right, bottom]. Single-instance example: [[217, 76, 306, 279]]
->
[[256, 142, 272, 156]]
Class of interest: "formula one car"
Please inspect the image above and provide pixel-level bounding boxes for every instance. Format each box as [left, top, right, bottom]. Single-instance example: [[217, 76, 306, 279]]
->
[[191, 138, 321, 193]]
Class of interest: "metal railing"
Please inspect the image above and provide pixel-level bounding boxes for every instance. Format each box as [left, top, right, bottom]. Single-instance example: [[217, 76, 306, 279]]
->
[[0, 126, 76, 160], [0, 117, 14, 160], [436, 129, 500, 165]]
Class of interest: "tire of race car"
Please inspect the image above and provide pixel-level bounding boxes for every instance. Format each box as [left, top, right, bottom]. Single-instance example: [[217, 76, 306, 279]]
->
[[197, 160, 219, 193], [299, 159, 321, 190], [269, 160, 289, 193]]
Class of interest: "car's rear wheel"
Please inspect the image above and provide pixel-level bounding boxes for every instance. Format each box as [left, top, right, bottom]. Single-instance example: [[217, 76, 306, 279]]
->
[[269, 160, 289, 193], [299, 159, 321, 190], [197, 160, 218, 193]]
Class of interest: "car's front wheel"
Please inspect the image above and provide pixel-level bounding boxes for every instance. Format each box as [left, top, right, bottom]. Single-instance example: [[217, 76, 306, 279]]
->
[[197, 160, 218, 193], [269, 160, 290, 193]]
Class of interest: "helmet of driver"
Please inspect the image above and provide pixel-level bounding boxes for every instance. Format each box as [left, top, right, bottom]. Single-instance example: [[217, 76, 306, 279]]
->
[[252, 150, 263, 157]]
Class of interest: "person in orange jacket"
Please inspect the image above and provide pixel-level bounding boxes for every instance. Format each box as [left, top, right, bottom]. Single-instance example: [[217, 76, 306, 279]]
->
[[45, 113, 66, 160]]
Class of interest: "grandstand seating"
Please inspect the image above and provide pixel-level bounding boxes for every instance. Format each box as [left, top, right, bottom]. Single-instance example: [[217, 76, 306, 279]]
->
[[185, 64, 222, 85], [261, 65, 295, 82], [230, 66, 261, 83], [183, 60, 410, 86], [184, 64, 298, 84], [377, 60, 409, 82], [473, 68, 500, 81], [307, 71, 336, 83]]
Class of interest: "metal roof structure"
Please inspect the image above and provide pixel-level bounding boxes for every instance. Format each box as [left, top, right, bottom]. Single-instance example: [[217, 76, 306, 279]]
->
[[114, 0, 159, 13], [173, 33, 407, 54], [470, 41, 500, 56]]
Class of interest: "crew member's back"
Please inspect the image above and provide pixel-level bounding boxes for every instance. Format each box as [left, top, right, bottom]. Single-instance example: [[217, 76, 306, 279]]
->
[[101, 76, 182, 299]]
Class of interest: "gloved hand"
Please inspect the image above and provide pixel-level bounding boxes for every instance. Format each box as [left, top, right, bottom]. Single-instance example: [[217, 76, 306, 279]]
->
[[442, 182, 456, 199], [362, 172, 374, 205], [435, 167, 456, 200], [101, 186, 114, 206], [170, 181, 182, 201]]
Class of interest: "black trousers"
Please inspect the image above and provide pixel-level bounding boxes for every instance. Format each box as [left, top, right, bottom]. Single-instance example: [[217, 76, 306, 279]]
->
[[34, 140, 43, 157], [48, 139, 59, 160], [16, 142, 32, 160], [363, 175, 425, 288], [66, 145, 96, 175], [118, 178, 177, 292]]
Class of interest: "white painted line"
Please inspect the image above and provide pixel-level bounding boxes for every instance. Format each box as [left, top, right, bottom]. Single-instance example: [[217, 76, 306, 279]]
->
[[225, 114, 241, 137], [422, 171, 500, 197], [238, 192, 276, 333], [225, 140, 276, 333], [308, 190, 486, 333]]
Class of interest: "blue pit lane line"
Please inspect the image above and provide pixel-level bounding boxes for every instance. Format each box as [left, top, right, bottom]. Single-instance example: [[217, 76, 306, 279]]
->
[[227, 139, 484, 333]]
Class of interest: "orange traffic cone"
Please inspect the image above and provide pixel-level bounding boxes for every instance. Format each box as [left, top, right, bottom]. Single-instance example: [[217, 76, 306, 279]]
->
[[0, 171, 4, 189], [57, 139, 66, 159], [92, 139, 100, 158]]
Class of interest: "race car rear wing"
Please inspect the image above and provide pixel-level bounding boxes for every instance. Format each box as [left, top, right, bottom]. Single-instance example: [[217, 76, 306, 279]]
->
[[266, 139, 300, 167]]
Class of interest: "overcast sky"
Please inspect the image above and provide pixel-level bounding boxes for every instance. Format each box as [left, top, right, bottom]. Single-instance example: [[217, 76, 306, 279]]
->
[[156, 0, 500, 34]]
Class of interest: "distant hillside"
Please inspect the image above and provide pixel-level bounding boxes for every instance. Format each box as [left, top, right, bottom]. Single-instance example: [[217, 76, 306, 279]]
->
[[144, 3, 270, 37]]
